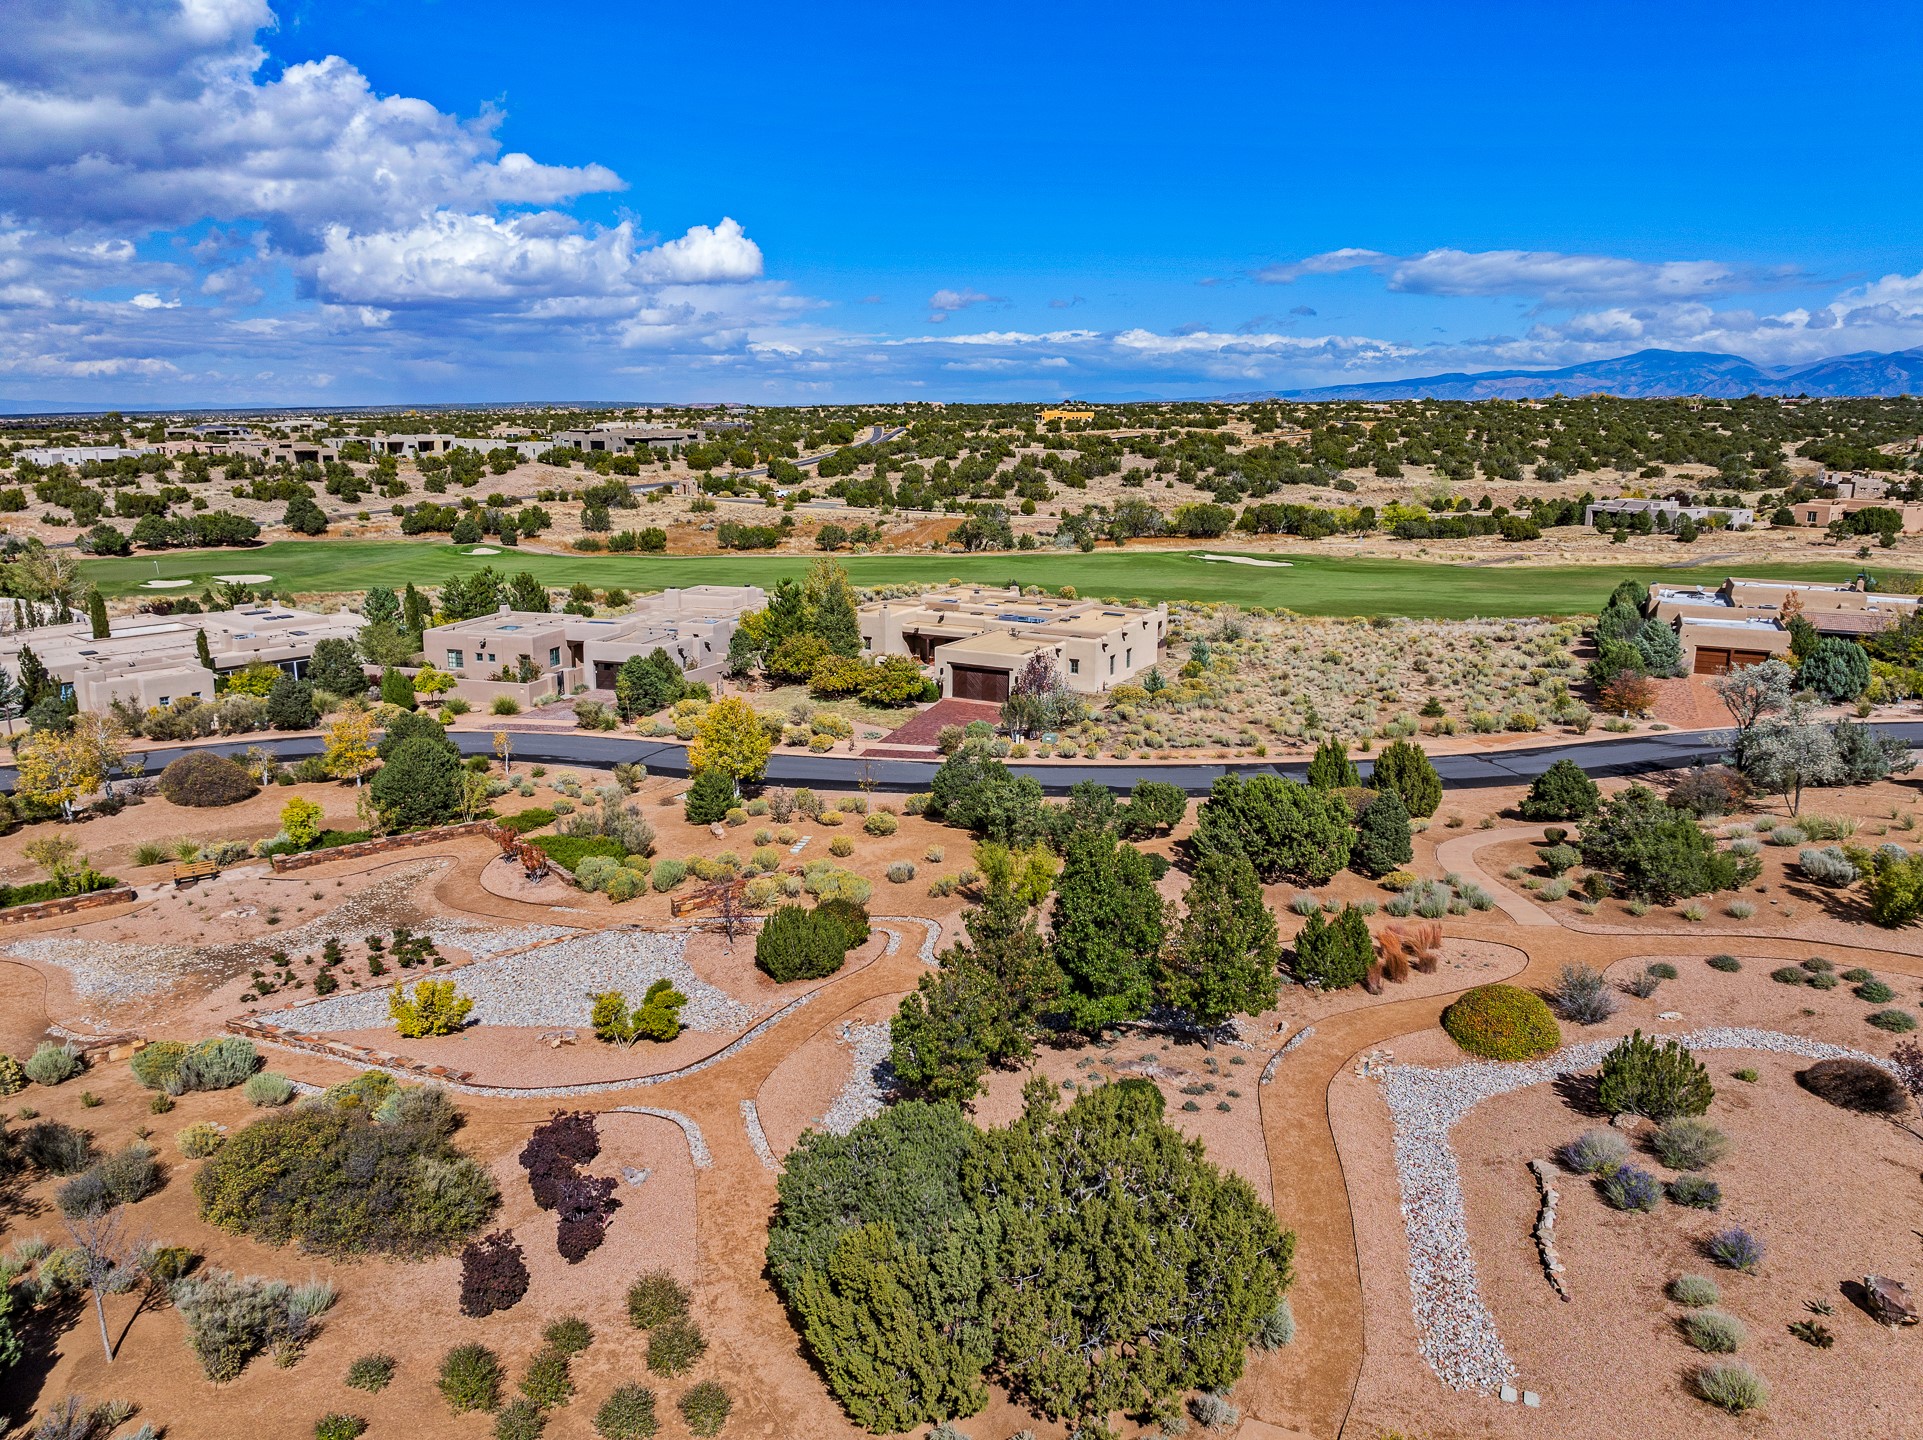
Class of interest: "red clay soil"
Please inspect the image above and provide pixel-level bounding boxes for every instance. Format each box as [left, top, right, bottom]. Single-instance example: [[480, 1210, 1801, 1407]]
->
[[863, 696, 1003, 752]]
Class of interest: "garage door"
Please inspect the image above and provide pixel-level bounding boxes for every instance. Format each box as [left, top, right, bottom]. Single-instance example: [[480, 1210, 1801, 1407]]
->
[[1693, 648, 1771, 676], [949, 664, 1010, 703]]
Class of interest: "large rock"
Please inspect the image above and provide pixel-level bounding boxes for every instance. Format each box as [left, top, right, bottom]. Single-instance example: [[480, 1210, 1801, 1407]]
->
[[1864, 1274, 1918, 1327]]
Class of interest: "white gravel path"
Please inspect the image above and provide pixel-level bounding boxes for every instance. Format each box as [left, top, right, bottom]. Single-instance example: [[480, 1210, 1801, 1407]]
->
[[819, 1021, 893, 1135], [741, 1099, 778, 1170], [1377, 1027, 1894, 1395], [269, 928, 758, 1035]]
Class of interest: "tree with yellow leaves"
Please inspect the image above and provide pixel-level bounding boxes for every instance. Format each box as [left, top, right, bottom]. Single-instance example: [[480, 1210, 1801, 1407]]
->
[[323, 701, 377, 786], [15, 713, 122, 820], [688, 695, 772, 783]]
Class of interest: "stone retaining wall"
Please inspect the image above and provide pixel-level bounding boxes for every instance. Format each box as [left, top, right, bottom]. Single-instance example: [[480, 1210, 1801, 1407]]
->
[[225, 1015, 475, 1083], [270, 821, 493, 871], [0, 885, 138, 926]]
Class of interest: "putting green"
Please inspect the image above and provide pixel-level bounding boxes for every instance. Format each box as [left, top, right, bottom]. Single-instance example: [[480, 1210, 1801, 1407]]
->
[[78, 541, 1890, 619]]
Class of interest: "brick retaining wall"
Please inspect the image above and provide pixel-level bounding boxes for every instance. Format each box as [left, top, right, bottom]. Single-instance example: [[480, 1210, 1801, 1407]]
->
[[270, 821, 493, 871], [0, 885, 138, 925]]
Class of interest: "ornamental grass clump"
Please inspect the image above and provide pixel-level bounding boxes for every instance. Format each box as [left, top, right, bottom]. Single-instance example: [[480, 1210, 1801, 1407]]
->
[[1681, 1310, 1745, 1354], [594, 1384, 659, 1440], [645, 1316, 706, 1377], [1668, 1175, 1723, 1209], [1440, 984, 1561, 1060], [1668, 1274, 1720, 1307], [1557, 1128, 1628, 1175], [1652, 1117, 1729, 1171], [1550, 964, 1616, 1025], [626, 1269, 690, 1329], [439, 1343, 504, 1413], [677, 1380, 732, 1438], [1600, 1164, 1662, 1212], [1693, 1361, 1766, 1414]]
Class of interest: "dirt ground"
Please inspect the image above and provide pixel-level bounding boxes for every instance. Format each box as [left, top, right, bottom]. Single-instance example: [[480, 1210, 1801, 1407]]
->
[[5, 763, 1923, 1439]]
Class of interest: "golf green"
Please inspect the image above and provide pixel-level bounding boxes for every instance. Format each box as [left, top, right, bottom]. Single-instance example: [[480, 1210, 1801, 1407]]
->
[[80, 541, 1886, 619]]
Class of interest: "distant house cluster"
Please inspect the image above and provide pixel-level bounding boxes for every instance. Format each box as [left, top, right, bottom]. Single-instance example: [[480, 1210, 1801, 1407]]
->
[[1584, 498, 1756, 529], [1645, 575, 1919, 674]]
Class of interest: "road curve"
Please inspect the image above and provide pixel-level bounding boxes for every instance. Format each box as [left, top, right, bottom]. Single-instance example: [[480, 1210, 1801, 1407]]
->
[[21, 720, 1923, 797]]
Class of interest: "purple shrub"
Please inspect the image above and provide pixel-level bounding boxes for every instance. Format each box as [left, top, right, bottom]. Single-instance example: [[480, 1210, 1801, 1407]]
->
[[555, 1172, 620, 1264], [1706, 1226, 1764, 1273], [1599, 1163, 1662, 1212], [459, 1230, 530, 1317], [519, 1110, 600, 1211]]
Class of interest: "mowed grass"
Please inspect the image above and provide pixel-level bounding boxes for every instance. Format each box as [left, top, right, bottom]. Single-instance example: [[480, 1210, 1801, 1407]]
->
[[80, 541, 1883, 618]]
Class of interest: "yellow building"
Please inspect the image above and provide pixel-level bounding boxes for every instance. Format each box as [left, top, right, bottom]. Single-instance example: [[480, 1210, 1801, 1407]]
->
[[1039, 408, 1096, 425]]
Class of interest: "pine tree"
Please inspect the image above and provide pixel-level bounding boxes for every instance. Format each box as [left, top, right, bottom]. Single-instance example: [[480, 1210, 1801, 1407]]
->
[[1306, 737, 1359, 790], [16, 646, 51, 709], [1351, 786, 1413, 878], [363, 586, 401, 627], [402, 583, 431, 641], [195, 627, 213, 670], [1158, 853, 1280, 1026], [1370, 738, 1442, 817], [86, 588, 109, 640], [1292, 904, 1372, 989], [380, 667, 417, 710], [803, 558, 862, 658], [507, 571, 549, 613], [1049, 832, 1166, 1031]]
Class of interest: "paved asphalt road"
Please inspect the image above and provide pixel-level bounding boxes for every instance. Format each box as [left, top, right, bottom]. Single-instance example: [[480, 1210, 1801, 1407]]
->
[[28, 721, 1923, 797]]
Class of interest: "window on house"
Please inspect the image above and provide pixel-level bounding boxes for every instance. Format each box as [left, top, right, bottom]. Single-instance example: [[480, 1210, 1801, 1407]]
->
[[158, 696, 170, 707], [549, 647, 561, 668], [1125, 648, 1132, 667], [448, 650, 464, 669], [1108, 655, 1116, 675], [1068, 658, 1079, 674]]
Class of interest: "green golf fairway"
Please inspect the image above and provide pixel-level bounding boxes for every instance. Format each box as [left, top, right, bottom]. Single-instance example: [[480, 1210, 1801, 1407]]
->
[[80, 541, 1886, 618]]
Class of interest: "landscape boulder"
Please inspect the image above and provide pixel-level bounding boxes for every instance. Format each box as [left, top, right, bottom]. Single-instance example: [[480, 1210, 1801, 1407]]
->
[[1864, 1274, 1918, 1327]]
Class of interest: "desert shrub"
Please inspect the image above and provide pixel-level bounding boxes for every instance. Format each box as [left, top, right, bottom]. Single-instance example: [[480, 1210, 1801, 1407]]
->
[[1653, 1118, 1728, 1171], [130, 1041, 188, 1091], [56, 1142, 160, 1218], [1290, 904, 1374, 989], [1520, 759, 1599, 820], [650, 858, 687, 891], [1801, 955, 1833, 973], [25, 1042, 83, 1086], [1668, 1273, 1720, 1307], [755, 903, 854, 982], [1706, 1226, 1764, 1273], [1647, 962, 1678, 979], [22, 1120, 96, 1174], [542, 1315, 593, 1356], [863, 811, 897, 836], [1693, 1361, 1766, 1414], [1597, 1031, 1712, 1120], [243, 1071, 295, 1107], [576, 855, 620, 891], [1770, 964, 1806, 985], [1668, 1175, 1723, 1209], [196, 1095, 497, 1256], [346, 1353, 397, 1393], [645, 1316, 706, 1376], [494, 1400, 546, 1440], [460, 1230, 530, 1317], [604, 868, 645, 902], [627, 1269, 691, 1329], [1189, 1393, 1241, 1432], [1253, 1297, 1295, 1349], [595, 1384, 659, 1440], [389, 979, 473, 1038], [555, 1171, 620, 1263], [1539, 843, 1579, 876], [171, 1270, 306, 1382], [1869, 1009, 1918, 1033], [0, 1052, 23, 1095], [159, 750, 259, 807], [886, 862, 916, 884], [1558, 1128, 1629, 1175], [1440, 984, 1561, 1060], [519, 1347, 574, 1408], [1550, 964, 1616, 1024], [1600, 1164, 1662, 1212], [1706, 954, 1741, 972], [1798, 1057, 1907, 1113], [684, 767, 737, 825], [1797, 846, 1858, 887], [828, 835, 854, 857], [440, 1343, 505, 1413], [176, 1121, 226, 1158], [1681, 1310, 1745, 1353], [176, 1036, 260, 1091], [677, 1380, 732, 1438], [315, 1415, 367, 1440]]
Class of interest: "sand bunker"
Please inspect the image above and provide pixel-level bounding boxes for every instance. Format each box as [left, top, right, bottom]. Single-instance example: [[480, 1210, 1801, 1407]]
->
[[1196, 553, 1293, 567], [139, 579, 193, 588], [467, 546, 500, 555], [212, 572, 273, 583]]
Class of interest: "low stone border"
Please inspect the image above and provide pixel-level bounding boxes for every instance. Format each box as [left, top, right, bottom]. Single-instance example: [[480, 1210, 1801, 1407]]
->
[[1375, 1027, 1893, 1395], [0, 886, 138, 926], [270, 821, 493, 871], [740, 1099, 778, 1171], [1261, 1024, 1315, 1085], [608, 1104, 712, 1169], [228, 1016, 475, 1083], [1526, 1159, 1568, 1301], [871, 914, 942, 964]]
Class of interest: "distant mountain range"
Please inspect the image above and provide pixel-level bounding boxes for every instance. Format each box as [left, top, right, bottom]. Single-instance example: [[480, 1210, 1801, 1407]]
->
[[1245, 347, 1923, 402]]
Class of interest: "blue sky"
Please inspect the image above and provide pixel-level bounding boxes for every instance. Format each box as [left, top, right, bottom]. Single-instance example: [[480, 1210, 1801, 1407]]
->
[[4, 0, 1923, 406]]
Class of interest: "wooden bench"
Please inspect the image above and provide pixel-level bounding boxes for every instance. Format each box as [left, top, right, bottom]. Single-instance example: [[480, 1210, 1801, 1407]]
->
[[171, 859, 221, 887]]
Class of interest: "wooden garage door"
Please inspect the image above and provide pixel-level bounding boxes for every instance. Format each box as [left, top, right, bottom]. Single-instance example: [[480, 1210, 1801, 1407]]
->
[[1693, 647, 1771, 676], [949, 664, 1010, 703]]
